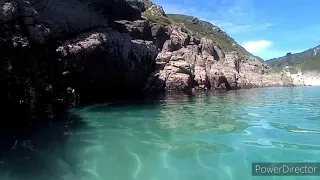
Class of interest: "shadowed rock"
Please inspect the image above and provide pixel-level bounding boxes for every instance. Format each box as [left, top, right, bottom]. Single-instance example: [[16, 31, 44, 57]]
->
[[17, 0, 144, 44], [217, 76, 231, 90], [0, 1, 17, 23]]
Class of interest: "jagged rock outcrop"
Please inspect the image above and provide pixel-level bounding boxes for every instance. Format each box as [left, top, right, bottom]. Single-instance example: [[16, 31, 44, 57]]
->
[[1, 0, 159, 121], [148, 5, 166, 17], [190, 17, 200, 25], [143, 26, 294, 93], [55, 28, 158, 102]]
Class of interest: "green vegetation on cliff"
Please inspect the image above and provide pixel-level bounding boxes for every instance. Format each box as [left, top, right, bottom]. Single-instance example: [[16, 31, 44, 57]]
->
[[266, 46, 320, 72], [167, 14, 238, 52], [142, 11, 171, 26], [142, 3, 263, 61]]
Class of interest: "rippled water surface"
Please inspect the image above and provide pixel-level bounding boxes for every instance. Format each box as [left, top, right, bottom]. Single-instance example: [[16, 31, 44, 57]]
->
[[1, 87, 320, 180]]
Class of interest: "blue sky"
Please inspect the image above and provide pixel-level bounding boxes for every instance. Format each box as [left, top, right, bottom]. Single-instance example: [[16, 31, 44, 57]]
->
[[153, 0, 320, 60]]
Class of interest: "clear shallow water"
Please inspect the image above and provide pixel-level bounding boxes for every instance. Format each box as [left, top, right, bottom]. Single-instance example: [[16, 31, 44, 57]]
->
[[1, 86, 320, 180]]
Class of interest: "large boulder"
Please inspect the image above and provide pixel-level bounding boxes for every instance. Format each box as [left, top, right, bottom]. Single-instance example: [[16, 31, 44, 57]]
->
[[200, 38, 224, 60], [56, 28, 159, 102], [166, 73, 192, 91], [162, 27, 190, 52]]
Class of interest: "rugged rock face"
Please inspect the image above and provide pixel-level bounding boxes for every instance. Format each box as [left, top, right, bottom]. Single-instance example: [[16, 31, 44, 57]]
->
[[1, 0, 296, 123], [113, 19, 169, 48], [55, 28, 158, 102], [17, 0, 144, 44], [0, 0, 159, 123], [148, 5, 166, 17], [143, 26, 294, 93]]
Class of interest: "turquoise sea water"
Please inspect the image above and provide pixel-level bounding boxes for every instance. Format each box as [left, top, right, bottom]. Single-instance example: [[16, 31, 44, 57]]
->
[[1, 86, 320, 180]]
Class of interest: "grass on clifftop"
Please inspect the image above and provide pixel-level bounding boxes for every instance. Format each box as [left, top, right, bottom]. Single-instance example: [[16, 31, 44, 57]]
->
[[267, 51, 320, 72], [141, 5, 264, 61], [142, 0, 171, 26], [166, 14, 261, 60], [142, 11, 171, 26], [296, 58, 320, 71], [167, 14, 235, 51]]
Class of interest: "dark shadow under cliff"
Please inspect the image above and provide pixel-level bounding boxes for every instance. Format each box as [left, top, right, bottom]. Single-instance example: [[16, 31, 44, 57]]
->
[[0, 104, 91, 180]]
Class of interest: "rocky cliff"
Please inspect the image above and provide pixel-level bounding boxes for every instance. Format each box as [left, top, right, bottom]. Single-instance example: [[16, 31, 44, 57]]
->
[[266, 45, 320, 86], [143, 26, 293, 93], [1, 0, 295, 122], [1, 0, 160, 125], [141, 2, 294, 93]]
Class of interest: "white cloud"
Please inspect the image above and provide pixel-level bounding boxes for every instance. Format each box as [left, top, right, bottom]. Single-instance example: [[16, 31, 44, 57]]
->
[[259, 49, 304, 60], [241, 40, 304, 60], [242, 40, 273, 54], [210, 21, 274, 34]]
